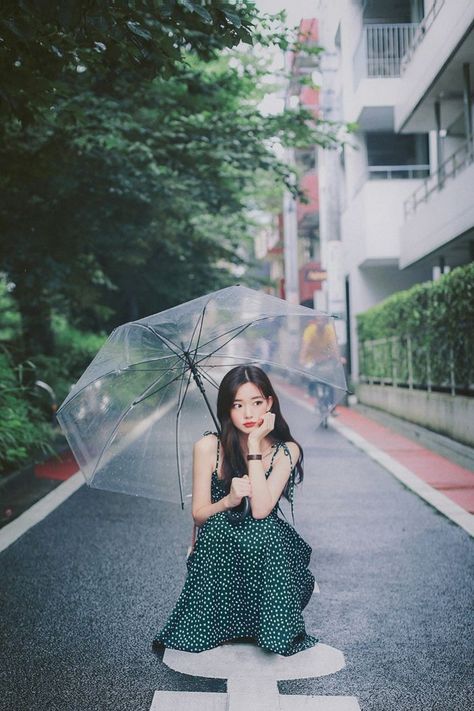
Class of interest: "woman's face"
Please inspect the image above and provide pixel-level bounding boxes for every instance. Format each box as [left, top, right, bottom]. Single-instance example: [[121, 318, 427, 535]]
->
[[229, 381, 273, 435]]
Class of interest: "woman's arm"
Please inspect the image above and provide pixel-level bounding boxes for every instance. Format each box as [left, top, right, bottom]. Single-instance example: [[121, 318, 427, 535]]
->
[[248, 441, 300, 519], [191, 437, 231, 527]]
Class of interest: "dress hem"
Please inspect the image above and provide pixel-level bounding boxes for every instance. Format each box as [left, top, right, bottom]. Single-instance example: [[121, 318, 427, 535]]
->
[[152, 634, 320, 658]]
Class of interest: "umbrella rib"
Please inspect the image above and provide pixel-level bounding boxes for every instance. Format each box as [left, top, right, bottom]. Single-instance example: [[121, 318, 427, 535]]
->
[[186, 302, 208, 362], [174, 362, 193, 509], [197, 354, 349, 393], [176, 367, 195, 419], [90, 361, 181, 483], [132, 368, 191, 407], [196, 315, 272, 353], [195, 365, 220, 390], [56, 355, 182, 414], [132, 322, 188, 367]]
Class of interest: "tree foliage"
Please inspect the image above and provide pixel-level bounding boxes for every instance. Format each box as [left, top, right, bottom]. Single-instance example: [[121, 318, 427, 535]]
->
[[0, 0, 257, 126], [0, 1, 346, 357]]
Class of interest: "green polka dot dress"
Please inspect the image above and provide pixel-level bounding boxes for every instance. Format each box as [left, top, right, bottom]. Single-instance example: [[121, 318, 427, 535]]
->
[[153, 435, 318, 657]]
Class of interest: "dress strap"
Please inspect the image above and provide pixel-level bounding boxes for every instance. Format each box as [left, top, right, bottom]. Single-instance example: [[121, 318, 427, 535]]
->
[[202, 430, 220, 472], [275, 441, 296, 526]]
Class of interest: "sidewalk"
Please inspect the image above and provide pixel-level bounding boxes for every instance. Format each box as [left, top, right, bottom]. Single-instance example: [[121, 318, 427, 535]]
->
[[278, 378, 474, 537], [335, 405, 474, 514]]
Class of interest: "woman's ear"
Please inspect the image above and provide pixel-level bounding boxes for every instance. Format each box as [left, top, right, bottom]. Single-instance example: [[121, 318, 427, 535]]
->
[[267, 396, 273, 412]]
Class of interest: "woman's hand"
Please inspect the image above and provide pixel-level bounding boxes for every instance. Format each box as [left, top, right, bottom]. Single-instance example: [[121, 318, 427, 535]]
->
[[247, 412, 275, 446], [227, 475, 252, 508]]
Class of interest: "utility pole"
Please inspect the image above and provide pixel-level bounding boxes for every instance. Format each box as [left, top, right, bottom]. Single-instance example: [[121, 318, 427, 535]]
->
[[282, 166, 299, 306]]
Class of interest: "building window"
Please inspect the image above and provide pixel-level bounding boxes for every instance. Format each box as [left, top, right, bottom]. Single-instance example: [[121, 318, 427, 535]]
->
[[366, 132, 429, 179]]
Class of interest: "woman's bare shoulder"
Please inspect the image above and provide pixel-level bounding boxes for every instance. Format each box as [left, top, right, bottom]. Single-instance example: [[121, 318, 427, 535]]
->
[[284, 441, 300, 463], [194, 432, 219, 454]]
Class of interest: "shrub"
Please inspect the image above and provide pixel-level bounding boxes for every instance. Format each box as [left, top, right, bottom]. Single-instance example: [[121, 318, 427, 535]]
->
[[356, 263, 474, 393], [0, 350, 55, 474]]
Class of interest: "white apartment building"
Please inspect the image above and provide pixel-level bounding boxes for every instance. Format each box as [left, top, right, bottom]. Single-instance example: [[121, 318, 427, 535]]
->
[[317, 0, 474, 381]]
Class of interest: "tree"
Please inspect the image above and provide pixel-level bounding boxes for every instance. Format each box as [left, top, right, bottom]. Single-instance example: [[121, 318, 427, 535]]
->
[[0, 3, 347, 355], [0, 0, 256, 126]]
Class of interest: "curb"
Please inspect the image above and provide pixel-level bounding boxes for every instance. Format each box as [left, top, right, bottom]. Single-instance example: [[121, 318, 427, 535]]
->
[[330, 418, 474, 539], [0, 471, 84, 554], [277, 381, 474, 538]]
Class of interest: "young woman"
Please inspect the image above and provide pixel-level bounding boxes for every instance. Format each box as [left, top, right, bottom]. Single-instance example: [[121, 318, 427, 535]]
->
[[152, 365, 319, 657]]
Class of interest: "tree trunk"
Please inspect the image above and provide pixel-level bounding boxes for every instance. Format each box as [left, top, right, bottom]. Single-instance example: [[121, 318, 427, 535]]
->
[[12, 278, 55, 357]]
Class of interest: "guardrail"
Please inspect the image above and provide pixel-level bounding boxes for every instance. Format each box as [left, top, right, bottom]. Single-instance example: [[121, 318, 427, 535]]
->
[[353, 164, 430, 197], [359, 335, 473, 397], [404, 136, 474, 218], [368, 165, 430, 180], [354, 23, 418, 85], [400, 0, 446, 72]]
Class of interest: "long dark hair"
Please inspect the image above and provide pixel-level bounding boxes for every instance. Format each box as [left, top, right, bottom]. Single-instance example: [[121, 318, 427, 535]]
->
[[216, 365, 304, 504]]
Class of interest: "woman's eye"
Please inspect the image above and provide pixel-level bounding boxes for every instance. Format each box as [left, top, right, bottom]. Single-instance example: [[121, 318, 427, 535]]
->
[[254, 401, 263, 406]]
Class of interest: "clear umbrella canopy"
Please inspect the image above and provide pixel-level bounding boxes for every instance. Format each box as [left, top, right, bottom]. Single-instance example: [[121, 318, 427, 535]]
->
[[56, 285, 348, 506]]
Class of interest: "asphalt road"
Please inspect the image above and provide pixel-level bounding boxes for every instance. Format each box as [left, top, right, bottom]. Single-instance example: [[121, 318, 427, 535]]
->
[[0, 395, 472, 710]]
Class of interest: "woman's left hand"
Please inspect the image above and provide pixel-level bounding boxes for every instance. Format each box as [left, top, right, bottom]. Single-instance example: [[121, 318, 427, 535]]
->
[[248, 412, 275, 445]]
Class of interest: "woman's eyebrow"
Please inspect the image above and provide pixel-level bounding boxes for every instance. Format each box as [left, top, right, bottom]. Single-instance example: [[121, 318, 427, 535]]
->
[[233, 396, 263, 401]]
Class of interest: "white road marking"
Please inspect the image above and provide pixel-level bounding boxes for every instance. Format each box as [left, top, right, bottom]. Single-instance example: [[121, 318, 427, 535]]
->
[[163, 640, 345, 680], [150, 641, 361, 710], [150, 690, 226, 710], [0, 471, 84, 554], [150, 690, 361, 710], [279, 698, 361, 710], [331, 419, 474, 538]]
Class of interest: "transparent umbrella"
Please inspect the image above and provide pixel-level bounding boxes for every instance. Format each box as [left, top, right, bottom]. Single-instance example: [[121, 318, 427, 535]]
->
[[56, 285, 348, 517]]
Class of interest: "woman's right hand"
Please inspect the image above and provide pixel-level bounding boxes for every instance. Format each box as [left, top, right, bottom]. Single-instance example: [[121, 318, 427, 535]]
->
[[226, 475, 252, 508]]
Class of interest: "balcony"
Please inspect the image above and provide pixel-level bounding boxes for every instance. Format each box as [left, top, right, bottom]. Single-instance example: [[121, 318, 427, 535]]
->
[[400, 136, 474, 268], [353, 164, 430, 198], [349, 23, 419, 127], [400, 0, 446, 72], [354, 24, 418, 86], [404, 137, 474, 218], [394, 0, 474, 132], [342, 178, 425, 269]]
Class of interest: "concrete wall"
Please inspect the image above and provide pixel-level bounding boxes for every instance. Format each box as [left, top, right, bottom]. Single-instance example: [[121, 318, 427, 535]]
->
[[356, 383, 474, 447], [400, 161, 474, 268], [394, 0, 474, 131]]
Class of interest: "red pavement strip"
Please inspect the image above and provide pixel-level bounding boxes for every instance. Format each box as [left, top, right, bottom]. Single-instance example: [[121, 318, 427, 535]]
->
[[335, 406, 474, 515], [34, 450, 79, 481]]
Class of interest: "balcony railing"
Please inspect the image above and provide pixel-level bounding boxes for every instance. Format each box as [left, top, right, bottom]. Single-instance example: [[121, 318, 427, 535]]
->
[[354, 164, 430, 197], [354, 23, 418, 85], [400, 0, 445, 73], [368, 165, 430, 180], [404, 136, 474, 218], [359, 334, 472, 397]]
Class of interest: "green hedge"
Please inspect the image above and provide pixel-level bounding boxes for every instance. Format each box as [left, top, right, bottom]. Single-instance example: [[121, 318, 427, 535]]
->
[[0, 350, 55, 473], [0, 315, 107, 475], [356, 263, 474, 392], [30, 313, 107, 405]]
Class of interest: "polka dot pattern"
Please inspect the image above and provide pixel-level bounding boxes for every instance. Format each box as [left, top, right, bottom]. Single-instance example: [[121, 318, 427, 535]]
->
[[152, 439, 318, 656]]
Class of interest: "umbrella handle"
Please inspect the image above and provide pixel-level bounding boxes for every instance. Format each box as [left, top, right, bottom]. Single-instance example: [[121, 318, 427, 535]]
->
[[225, 495, 250, 524]]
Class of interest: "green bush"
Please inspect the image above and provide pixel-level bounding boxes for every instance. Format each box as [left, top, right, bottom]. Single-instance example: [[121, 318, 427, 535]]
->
[[29, 313, 107, 404], [356, 263, 474, 392], [0, 350, 55, 474], [0, 314, 107, 474]]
